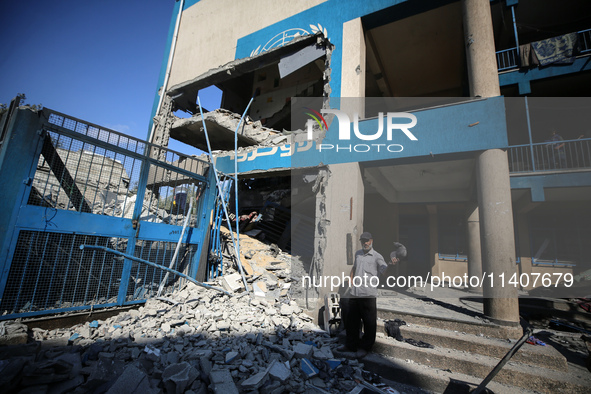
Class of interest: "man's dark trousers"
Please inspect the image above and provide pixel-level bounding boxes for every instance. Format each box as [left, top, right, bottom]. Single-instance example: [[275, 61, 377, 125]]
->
[[345, 297, 377, 351]]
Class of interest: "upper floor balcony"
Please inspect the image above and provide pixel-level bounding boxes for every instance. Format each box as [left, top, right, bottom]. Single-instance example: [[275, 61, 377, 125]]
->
[[505, 97, 591, 176], [508, 137, 591, 174], [496, 28, 591, 72]]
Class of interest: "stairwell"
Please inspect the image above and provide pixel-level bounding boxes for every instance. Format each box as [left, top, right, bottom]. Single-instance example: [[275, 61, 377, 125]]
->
[[335, 291, 591, 393]]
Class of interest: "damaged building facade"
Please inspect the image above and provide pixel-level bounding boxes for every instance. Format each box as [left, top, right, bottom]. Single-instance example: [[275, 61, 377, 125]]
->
[[150, 0, 591, 329]]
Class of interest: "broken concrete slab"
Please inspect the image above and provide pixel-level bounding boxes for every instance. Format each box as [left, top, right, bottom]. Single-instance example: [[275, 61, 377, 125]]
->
[[293, 343, 314, 359], [241, 369, 269, 390], [170, 109, 274, 152], [268, 360, 291, 383], [105, 364, 154, 394], [313, 345, 334, 360], [21, 359, 73, 386], [162, 362, 199, 394], [225, 351, 239, 364], [0, 321, 29, 345], [209, 369, 238, 394], [221, 273, 245, 293], [0, 358, 28, 391], [253, 281, 267, 297]]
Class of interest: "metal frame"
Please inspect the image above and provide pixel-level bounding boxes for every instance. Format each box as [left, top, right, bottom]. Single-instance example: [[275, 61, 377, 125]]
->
[[0, 108, 215, 320]]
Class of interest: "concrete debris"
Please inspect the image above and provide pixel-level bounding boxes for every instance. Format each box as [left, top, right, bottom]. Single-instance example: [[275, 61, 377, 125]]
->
[[209, 369, 238, 394], [241, 369, 269, 390], [222, 273, 245, 293], [106, 364, 154, 394], [300, 358, 319, 378], [161, 361, 199, 394], [268, 359, 291, 383], [294, 342, 314, 359], [0, 231, 384, 393], [171, 108, 276, 152], [0, 321, 28, 345]]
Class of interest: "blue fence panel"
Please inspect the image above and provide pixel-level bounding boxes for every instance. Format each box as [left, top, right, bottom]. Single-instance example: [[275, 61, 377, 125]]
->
[[0, 108, 213, 320]]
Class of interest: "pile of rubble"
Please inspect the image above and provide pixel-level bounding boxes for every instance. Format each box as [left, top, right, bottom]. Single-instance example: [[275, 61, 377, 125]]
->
[[0, 232, 391, 394]]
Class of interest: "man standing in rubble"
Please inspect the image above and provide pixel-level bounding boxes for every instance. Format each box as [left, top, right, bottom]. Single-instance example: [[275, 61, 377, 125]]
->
[[338, 231, 387, 358]]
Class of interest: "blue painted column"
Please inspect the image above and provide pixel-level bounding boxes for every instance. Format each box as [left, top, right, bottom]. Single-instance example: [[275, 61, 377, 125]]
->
[[0, 109, 43, 269]]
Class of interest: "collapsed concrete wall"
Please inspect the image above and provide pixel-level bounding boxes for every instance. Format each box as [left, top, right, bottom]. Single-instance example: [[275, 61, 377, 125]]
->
[[147, 33, 337, 317], [152, 33, 332, 153]]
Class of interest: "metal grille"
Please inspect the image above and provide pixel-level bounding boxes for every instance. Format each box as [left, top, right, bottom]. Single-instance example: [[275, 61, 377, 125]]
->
[[45, 109, 208, 176], [29, 109, 210, 227], [208, 176, 233, 280], [578, 28, 591, 54], [143, 169, 207, 227], [496, 47, 519, 71], [0, 108, 212, 320], [128, 240, 197, 299], [0, 232, 125, 314], [29, 130, 142, 216], [47, 111, 147, 155]]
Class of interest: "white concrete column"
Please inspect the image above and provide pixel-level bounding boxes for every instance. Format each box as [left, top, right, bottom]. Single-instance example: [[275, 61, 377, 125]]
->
[[476, 149, 519, 325], [427, 205, 439, 277], [462, 0, 500, 97], [319, 162, 365, 301], [463, 0, 519, 326], [466, 204, 483, 293], [342, 17, 366, 100], [317, 16, 367, 297]]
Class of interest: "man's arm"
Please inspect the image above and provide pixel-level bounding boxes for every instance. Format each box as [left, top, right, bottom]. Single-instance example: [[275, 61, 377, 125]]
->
[[377, 254, 388, 276]]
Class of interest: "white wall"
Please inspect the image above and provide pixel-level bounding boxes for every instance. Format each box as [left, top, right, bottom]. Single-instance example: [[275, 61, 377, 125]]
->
[[167, 0, 326, 89]]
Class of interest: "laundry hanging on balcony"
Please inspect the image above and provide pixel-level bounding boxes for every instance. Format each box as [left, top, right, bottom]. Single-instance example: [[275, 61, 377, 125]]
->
[[531, 33, 579, 66], [519, 43, 539, 67]]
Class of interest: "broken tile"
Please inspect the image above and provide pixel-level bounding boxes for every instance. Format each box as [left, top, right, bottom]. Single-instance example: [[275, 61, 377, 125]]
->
[[241, 370, 269, 390], [268, 360, 291, 383], [209, 369, 238, 394], [293, 343, 313, 358], [162, 362, 199, 394]]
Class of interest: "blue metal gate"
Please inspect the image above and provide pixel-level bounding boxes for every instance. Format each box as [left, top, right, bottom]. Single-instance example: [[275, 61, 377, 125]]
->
[[0, 107, 215, 320]]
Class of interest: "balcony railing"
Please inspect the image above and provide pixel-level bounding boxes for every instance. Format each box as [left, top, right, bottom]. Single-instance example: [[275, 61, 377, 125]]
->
[[496, 28, 591, 71], [497, 47, 519, 71], [508, 137, 591, 173]]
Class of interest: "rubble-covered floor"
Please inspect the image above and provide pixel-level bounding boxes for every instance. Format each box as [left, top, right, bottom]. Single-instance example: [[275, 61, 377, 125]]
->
[[0, 230, 427, 394], [1, 229, 589, 393]]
